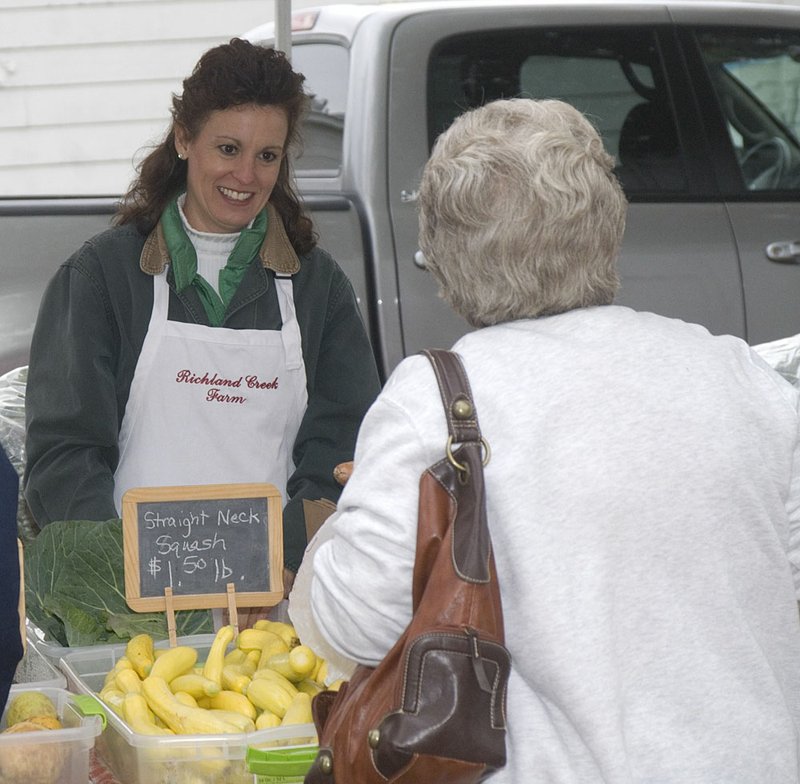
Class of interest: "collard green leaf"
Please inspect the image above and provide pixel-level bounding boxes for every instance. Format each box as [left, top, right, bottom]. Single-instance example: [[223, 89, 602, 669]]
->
[[44, 594, 118, 647], [25, 518, 212, 646], [106, 611, 172, 640]]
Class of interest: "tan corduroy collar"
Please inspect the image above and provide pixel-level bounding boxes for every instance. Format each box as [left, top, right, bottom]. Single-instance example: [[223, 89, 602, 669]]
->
[[140, 201, 301, 277]]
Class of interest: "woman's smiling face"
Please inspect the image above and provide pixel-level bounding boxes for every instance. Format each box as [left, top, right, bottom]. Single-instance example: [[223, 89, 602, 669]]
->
[[175, 103, 289, 233]]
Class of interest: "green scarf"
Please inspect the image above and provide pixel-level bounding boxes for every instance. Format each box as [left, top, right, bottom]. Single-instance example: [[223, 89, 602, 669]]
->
[[161, 197, 268, 326]]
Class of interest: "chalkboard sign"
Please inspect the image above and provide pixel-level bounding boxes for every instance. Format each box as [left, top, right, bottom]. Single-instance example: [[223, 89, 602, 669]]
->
[[122, 483, 283, 611]]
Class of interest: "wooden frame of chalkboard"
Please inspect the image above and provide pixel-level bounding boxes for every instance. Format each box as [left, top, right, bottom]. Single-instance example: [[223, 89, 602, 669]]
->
[[122, 483, 283, 611]]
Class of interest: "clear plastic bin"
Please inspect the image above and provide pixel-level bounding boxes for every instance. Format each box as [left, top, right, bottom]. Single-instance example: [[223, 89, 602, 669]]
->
[[61, 636, 317, 784], [27, 620, 216, 687], [0, 686, 102, 784]]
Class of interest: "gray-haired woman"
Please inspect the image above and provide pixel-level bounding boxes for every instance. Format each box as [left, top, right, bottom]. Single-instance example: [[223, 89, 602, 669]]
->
[[307, 99, 800, 782]]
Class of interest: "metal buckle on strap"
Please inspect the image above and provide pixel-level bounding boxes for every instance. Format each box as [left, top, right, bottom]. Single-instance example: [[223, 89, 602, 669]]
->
[[445, 436, 491, 474]]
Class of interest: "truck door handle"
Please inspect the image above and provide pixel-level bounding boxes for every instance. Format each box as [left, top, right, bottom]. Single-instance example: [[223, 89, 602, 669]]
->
[[766, 241, 800, 263]]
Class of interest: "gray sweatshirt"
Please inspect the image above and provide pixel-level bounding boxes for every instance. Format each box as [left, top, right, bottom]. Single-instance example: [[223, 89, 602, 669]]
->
[[310, 306, 800, 783]]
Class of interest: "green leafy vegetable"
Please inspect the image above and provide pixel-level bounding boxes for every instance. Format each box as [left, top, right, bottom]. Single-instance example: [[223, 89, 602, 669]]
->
[[25, 518, 212, 646]]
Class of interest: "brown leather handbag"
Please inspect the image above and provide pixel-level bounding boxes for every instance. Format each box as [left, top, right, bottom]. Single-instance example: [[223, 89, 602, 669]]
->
[[304, 348, 511, 784]]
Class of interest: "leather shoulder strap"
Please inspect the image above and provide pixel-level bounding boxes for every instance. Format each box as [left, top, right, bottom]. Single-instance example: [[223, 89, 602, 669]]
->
[[420, 348, 492, 586], [421, 349, 481, 446]]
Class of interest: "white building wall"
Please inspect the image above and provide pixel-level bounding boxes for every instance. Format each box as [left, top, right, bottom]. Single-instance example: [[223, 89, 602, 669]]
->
[[0, 0, 356, 196], [3, 0, 799, 197]]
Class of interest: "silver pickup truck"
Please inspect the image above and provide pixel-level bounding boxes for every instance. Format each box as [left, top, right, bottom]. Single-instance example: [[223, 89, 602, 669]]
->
[[4, 0, 800, 378]]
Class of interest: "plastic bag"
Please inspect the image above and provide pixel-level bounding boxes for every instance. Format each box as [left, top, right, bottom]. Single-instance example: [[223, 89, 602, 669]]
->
[[0, 366, 38, 544], [752, 333, 800, 386]]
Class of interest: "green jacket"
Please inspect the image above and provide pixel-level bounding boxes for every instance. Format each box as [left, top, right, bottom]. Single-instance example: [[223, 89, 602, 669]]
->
[[24, 206, 381, 572]]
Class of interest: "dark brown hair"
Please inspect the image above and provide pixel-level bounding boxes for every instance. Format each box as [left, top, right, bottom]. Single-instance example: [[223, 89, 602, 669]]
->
[[115, 38, 315, 254]]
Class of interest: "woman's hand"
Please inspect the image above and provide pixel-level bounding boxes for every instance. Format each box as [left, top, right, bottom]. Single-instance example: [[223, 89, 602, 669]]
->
[[333, 461, 353, 486]]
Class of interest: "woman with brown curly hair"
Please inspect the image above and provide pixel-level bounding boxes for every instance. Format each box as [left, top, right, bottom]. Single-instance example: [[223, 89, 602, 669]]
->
[[24, 39, 380, 597]]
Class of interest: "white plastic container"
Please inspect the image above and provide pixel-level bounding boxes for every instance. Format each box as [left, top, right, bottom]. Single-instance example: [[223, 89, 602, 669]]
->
[[61, 636, 317, 784], [0, 686, 102, 784]]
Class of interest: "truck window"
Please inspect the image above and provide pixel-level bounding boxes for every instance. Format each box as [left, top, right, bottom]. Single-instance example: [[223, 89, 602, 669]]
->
[[291, 43, 347, 174], [427, 28, 688, 195], [696, 27, 800, 192]]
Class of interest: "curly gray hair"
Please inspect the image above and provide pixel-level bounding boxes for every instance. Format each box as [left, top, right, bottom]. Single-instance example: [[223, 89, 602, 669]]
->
[[418, 98, 627, 327]]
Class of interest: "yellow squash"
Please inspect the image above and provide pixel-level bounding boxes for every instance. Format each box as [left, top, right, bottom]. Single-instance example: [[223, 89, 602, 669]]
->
[[280, 692, 313, 726], [122, 693, 174, 736], [125, 633, 155, 679], [262, 645, 317, 682], [205, 690, 257, 720], [169, 672, 221, 699], [148, 646, 198, 683], [245, 678, 295, 718], [202, 625, 235, 688], [141, 675, 241, 735]]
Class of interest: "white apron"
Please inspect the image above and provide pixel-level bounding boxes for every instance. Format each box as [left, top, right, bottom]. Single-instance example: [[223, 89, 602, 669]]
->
[[113, 270, 307, 511]]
